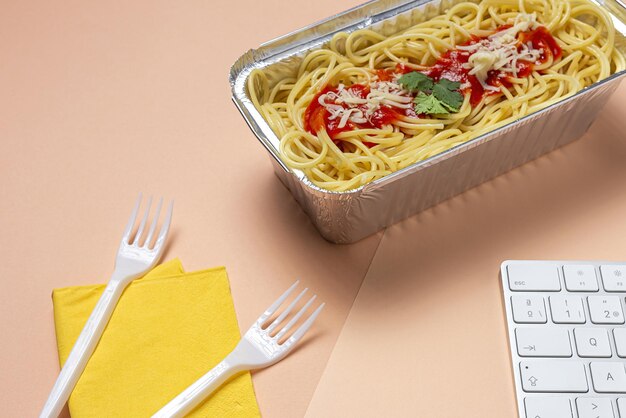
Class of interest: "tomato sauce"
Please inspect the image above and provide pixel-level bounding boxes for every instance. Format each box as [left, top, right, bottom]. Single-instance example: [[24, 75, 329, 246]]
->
[[519, 26, 562, 62], [304, 83, 415, 143], [304, 25, 561, 140], [426, 27, 561, 106]]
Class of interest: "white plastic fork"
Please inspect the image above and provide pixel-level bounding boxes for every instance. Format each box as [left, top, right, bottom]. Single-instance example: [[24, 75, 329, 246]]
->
[[40, 194, 174, 418], [152, 281, 324, 418]]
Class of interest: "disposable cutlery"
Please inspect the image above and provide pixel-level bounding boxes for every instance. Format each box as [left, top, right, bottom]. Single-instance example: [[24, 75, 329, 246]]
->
[[40, 194, 173, 418], [152, 281, 324, 418]]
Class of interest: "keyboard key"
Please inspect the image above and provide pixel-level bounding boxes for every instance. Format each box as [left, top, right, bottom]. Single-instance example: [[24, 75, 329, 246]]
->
[[516, 328, 572, 357], [525, 397, 572, 418], [600, 265, 626, 292], [618, 399, 626, 417], [550, 295, 586, 324], [574, 328, 612, 358], [588, 296, 625, 324], [615, 329, 626, 358], [590, 362, 626, 393], [576, 397, 614, 418], [520, 361, 588, 393], [503, 261, 626, 418], [508, 264, 561, 292], [564, 265, 599, 292], [512, 295, 547, 324]]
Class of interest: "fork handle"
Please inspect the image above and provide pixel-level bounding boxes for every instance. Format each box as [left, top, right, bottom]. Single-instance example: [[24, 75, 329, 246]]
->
[[40, 276, 128, 418], [152, 353, 244, 418]]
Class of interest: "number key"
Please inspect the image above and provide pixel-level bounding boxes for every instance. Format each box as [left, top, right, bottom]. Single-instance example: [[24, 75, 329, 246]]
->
[[512, 295, 547, 324], [550, 295, 585, 324], [588, 296, 624, 324]]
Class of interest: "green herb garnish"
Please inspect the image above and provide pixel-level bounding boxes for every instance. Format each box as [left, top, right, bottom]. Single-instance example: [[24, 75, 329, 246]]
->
[[399, 71, 464, 115], [432, 79, 463, 112], [414, 91, 450, 115], [398, 71, 434, 91]]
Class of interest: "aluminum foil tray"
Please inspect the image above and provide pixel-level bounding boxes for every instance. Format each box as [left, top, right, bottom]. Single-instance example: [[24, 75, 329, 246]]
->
[[230, 0, 626, 244]]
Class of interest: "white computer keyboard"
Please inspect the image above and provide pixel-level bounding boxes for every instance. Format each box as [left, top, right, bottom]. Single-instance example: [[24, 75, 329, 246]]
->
[[501, 260, 626, 418]]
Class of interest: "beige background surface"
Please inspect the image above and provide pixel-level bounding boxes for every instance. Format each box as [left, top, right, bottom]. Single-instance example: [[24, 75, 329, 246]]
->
[[0, 0, 372, 417], [306, 88, 626, 416], [1, 0, 625, 417]]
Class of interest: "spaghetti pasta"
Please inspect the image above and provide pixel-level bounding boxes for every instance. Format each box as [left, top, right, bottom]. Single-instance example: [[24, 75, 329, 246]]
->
[[248, 0, 625, 191]]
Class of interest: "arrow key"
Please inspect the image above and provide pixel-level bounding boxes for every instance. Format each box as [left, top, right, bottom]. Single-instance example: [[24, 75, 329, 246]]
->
[[516, 328, 572, 357], [520, 361, 588, 392], [576, 397, 614, 418]]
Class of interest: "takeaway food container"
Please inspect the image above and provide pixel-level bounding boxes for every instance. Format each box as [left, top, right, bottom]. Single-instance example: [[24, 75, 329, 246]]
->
[[230, 0, 626, 243]]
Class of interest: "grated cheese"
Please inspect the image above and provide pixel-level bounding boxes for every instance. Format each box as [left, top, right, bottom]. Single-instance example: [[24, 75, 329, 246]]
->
[[317, 78, 413, 128], [459, 13, 543, 90]]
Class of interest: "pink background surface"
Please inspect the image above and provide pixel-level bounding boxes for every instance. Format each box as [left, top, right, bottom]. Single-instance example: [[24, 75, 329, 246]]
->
[[0, 0, 375, 416], [306, 96, 626, 416], [1, 0, 625, 417]]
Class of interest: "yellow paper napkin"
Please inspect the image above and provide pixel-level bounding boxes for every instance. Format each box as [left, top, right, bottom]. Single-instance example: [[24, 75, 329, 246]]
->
[[52, 259, 261, 417]]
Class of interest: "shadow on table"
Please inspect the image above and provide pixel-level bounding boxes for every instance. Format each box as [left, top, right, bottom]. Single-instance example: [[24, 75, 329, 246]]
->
[[353, 91, 626, 312]]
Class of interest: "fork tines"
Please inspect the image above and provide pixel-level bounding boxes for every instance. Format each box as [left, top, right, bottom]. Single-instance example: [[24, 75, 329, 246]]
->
[[122, 193, 173, 250], [260, 281, 325, 346]]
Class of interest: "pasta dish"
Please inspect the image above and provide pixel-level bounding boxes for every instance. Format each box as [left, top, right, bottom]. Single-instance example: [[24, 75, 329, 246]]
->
[[248, 0, 624, 191]]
